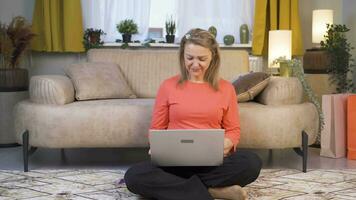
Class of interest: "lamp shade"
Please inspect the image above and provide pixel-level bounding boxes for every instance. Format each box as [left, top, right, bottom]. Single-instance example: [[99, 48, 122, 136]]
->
[[312, 9, 333, 44], [268, 30, 292, 68]]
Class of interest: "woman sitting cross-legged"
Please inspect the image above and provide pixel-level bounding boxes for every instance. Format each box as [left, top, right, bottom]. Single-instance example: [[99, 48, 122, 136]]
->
[[124, 28, 262, 200]]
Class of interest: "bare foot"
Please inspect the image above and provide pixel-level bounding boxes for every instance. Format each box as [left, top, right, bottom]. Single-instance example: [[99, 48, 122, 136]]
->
[[208, 185, 247, 200]]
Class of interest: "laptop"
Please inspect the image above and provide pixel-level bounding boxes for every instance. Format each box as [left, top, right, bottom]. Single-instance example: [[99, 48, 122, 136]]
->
[[149, 129, 224, 166]]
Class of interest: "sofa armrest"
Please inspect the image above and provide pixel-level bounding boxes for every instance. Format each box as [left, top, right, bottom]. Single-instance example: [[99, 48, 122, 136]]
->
[[29, 75, 75, 105], [256, 77, 303, 105]]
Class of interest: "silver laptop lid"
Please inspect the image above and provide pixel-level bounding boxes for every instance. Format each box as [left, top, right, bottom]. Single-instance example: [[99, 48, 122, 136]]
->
[[149, 129, 224, 166]]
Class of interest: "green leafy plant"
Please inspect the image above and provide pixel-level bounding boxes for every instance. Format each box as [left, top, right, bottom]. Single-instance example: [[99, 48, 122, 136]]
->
[[0, 16, 35, 69], [165, 16, 176, 36], [321, 24, 355, 93], [82, 28, 105, 51], [116, 19, 138, 34], [273, 57, 324, 133]]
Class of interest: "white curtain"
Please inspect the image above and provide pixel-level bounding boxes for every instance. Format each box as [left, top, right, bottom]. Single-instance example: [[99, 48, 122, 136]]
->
[[177, 0, 254, 44], [81, 0, 151, 42]]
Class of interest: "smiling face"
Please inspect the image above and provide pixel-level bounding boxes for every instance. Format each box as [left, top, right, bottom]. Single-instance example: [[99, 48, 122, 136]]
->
[[184, 43, 212, 82], [178, 28, 220, 90]]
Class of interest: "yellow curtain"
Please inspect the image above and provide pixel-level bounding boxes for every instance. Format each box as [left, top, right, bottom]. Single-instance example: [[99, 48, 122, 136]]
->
[[31, 0, 84, 52], [252, 0, 303, 56]]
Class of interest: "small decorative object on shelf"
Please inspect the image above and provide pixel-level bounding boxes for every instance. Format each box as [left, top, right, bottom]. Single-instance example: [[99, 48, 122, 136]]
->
[[165, 16, 176, 43], [83, 28, 105, 51], [223, 35, 235, 45], [239, 24, 249, 44], [273, 57, 324, 133], [208, 26, 217, 38], [117, 19, 138, 43]]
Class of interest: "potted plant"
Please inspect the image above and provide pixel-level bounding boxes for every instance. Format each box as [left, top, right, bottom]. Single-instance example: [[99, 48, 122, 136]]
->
[[83, 28, 105, 51], [165, 16, 176, 43], [0, 16, 35, 91], [116, 19, 138, 43], [321, 24, 355, 93]]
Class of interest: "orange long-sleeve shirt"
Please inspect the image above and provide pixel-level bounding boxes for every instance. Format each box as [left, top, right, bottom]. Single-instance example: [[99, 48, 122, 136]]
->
[[150, 75, 241, 149]]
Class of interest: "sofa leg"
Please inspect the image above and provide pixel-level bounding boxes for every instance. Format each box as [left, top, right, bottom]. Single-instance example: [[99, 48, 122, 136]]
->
[[267, 149, 273, 164], [22, 130, 29, 172], [293, 131, 308, 173], [60, 148, 67, 163], [22, 130, 38, 172]]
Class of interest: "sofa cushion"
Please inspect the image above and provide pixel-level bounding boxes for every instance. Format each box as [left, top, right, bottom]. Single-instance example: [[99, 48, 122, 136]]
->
[[238, 102, 318, 148], [64, 62, 136, 100], [87, 49, 250, 98], [232, 72, 271, 102], [14, 99, 318, 149], [256, 77, 303, 105], [14, 99, 155, 148], [30, 75, 75, 105]]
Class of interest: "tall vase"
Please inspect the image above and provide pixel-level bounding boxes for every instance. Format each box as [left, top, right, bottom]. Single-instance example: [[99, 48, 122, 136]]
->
[[240, 24, 249, 44]]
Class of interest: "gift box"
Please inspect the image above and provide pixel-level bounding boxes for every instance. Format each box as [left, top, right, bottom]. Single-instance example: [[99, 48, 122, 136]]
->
[[347, 95, 356, 160], [320, 94, 350, 158]]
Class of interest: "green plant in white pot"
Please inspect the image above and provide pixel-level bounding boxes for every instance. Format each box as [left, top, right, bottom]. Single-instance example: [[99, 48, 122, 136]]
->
[[116, 19, 138, 43], [0, 16, 35, 92]]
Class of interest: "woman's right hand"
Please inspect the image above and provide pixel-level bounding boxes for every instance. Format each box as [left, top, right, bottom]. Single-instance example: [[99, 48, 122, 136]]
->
[[148, 148, 151, 155]]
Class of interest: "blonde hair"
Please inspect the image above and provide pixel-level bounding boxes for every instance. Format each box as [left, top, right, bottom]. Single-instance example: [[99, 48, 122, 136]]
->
[[178, 28, 220, 91]]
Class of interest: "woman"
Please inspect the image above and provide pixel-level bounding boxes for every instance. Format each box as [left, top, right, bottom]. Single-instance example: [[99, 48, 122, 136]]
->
[[124, 28, 262, 200]]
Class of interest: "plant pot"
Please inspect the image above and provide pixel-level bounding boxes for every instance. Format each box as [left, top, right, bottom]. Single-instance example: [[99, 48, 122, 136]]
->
[[122, 34, 132, 43], [279, 62, 293, 77], [89, 33, 101, 44], [166, 35, 175, 43], [0, 68, 29, 92]]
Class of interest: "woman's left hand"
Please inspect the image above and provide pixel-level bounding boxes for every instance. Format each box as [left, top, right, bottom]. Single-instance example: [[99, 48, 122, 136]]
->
[[223, 138, 234, 157]]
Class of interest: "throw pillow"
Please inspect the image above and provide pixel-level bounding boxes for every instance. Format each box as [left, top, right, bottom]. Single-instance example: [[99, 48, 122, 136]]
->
[[64, 62, 136, 100], [232, 72, 271, 102], [256, 76, 303, 105]]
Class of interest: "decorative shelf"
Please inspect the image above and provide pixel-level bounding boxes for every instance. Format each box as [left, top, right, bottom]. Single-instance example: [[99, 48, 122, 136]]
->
[[103, 42, 252, 49]]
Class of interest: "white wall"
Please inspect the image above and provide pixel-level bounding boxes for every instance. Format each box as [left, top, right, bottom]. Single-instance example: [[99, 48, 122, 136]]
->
[[343, 0, 356, 84], [299, 0, 356, 85], [0, 0, 83, 76], [299, 0, 343, 50], [0, 0, 34, 23], [343, 0, 356, 61]]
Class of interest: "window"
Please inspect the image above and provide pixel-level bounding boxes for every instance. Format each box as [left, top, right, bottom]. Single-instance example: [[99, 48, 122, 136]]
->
[[149, 0, 177, 28], [82, 0, 254, 44]]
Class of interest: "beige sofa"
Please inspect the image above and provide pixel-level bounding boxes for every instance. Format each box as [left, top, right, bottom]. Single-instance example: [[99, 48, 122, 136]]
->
[[14, 49, 319, 172]]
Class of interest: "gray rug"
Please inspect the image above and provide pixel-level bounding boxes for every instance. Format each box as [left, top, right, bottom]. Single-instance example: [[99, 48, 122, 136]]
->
[[1, 169, 356, 199]]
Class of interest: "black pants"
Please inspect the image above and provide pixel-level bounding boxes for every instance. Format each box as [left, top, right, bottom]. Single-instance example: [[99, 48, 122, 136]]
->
[[124, 150, 262, 200]]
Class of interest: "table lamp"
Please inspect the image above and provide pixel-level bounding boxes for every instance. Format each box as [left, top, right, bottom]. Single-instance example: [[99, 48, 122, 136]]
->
[[268, 30, 292, 76], [304, 9, 333, 73], [312, 9, 333, 46]]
